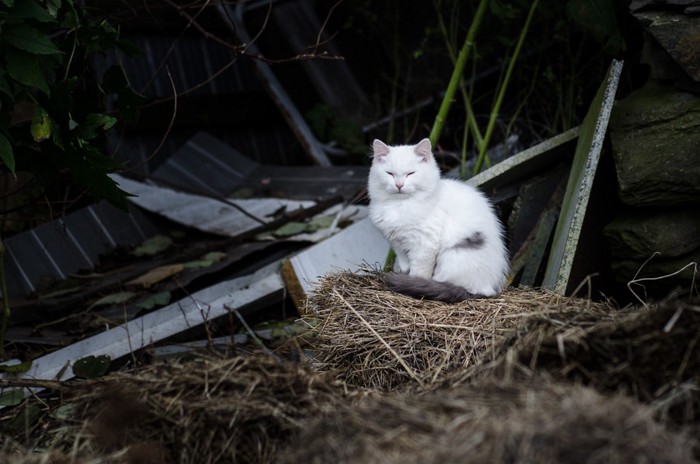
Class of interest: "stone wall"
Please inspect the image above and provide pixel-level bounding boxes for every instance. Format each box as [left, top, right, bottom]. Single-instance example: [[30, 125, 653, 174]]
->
[[603, 1, 700, 297]]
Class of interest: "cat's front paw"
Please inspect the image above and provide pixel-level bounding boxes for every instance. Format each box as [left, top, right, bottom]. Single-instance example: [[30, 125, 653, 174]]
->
[[393, 261, 409, 273]]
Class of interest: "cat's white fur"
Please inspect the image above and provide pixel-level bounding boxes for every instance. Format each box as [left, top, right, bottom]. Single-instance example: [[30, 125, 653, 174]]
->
[[368, 138, 508, 300]]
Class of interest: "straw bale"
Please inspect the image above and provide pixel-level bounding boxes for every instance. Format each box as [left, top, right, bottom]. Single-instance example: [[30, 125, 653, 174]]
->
[[278, 381, 697, 464], [57, 355, 349, 464], [457, 299, 700, 430], [304, 270, 611, 390]]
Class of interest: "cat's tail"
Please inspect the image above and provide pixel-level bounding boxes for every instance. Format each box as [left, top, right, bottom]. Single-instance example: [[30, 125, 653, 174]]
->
[[384, 272, 487, 303]]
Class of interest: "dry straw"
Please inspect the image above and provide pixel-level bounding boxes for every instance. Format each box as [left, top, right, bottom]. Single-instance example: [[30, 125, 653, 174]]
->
[[456, 298, 700, 431], [303, 270, 611, 390], [12, 355, 351, 464], [279, 381, 697, 464]]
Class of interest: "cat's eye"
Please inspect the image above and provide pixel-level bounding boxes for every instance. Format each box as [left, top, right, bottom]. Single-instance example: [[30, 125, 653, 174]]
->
[[407, 172, 415, 176], [386, 171, 395, 177]]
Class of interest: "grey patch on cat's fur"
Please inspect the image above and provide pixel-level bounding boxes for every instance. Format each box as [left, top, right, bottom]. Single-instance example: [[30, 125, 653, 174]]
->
[[384, 273, 487, 303], [454, 231, 485, 250]]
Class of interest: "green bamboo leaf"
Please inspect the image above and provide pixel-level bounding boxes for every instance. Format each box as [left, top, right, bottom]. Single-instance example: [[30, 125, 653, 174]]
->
[[5, 48, 49, 94], [0, 133, 15, 173], [30, 105, 51, 142], [3, 24, 63, 55]]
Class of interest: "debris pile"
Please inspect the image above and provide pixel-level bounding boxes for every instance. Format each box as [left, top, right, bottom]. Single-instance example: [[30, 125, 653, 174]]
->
[[2, 274, 698, 463]]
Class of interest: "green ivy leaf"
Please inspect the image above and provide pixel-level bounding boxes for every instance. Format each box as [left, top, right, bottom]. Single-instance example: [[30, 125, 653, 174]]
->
[[0, 389, 23, 407], [131, 235, 173, 257], [72, 355, 110, 379], [3, 24, 63, 55], [0, 133, 15, 173], [5, 48, 49, 94], [273, 221, 307, 237], [0, 0, 15, 8], [8, 0, 54, 23], [136, 291, 171, 310], [92, 291, 136, 307], [45, 0, 60, 18], [183, 251, 227, 269], [0, 359, 32, 374], [30, 105, 51, 142], [66, 145, 130, 210], [78, 113, 117, 140]]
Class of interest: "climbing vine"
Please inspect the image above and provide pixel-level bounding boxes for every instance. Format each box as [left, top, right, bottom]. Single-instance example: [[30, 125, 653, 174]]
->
[[0, 0, 142, 356]]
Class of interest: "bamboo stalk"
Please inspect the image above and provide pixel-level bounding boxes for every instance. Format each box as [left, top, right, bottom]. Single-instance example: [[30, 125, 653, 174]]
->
[[473, 0, 539, 175], [429, 0, 490, 147]]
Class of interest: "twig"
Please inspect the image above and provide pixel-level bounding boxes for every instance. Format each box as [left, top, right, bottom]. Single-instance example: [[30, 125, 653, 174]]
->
[[124, 66, 178, 173], [332, 288, 424, 386], [0, 235, 11, 357], [226, 304, 281, 360], [627, 252, 697, 308], [0, 378, 67, 391]]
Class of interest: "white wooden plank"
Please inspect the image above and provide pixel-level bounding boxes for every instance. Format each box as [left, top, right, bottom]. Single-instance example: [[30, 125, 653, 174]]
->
[[1, 263, 283, 388], [288, 218, 390, 295], [111, 174, 314, 237], [543, 60, 624, 293]]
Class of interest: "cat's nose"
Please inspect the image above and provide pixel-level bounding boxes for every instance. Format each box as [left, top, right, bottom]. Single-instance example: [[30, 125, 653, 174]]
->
[[395, 182, 404, 191]]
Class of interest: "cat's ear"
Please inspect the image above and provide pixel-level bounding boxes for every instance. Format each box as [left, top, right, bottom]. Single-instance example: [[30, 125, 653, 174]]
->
[[414, 138, 432, 162], [372, 139, 390, 162]]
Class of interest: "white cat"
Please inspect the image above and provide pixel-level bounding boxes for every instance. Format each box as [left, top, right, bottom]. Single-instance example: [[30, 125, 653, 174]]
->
[[368, 138, 509, 302]]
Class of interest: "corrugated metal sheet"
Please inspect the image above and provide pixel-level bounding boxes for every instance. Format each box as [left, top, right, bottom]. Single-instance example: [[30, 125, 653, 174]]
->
[[4, 203, 160, 298], [151, 131, 368, 200], [4, 132, 368, 299], [93, 35, 260, 98]]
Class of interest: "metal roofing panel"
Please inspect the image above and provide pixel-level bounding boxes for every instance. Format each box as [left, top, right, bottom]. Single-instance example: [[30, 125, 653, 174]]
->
[[4, 203, 161, 299]]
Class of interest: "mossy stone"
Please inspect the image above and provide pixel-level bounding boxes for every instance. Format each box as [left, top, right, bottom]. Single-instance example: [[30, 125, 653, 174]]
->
[[609, 81, 700, 206]]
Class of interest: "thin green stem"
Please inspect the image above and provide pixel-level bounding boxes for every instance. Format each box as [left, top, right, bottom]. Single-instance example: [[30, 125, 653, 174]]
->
[[473, 0, 539, 175], [0, 235, 10, 357], [429, 0, 490, 147]]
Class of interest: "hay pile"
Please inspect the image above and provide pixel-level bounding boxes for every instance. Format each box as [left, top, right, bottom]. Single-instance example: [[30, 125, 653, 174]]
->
[[19, 355, 350, 464], [304, 270, 611, 390], [279, 381, 696, 464], [456, 299, 700, 429]]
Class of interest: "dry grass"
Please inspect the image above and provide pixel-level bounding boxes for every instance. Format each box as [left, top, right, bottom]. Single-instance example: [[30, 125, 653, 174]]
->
[[3, 355, 351, 464], [303, 270, 611, 390], [451, 299, 700, 430], [3, 270, 698, 463], [279, 380, 697, 464]]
